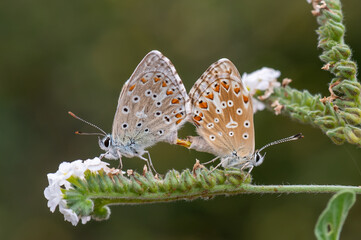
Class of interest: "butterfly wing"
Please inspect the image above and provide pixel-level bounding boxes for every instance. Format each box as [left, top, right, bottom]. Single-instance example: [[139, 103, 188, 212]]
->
[[112, 50, 190, 152], [189, 59, 255, 158]]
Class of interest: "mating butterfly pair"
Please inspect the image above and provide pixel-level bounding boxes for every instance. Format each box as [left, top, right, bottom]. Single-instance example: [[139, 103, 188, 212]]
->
[[70, 50, 302, 175]]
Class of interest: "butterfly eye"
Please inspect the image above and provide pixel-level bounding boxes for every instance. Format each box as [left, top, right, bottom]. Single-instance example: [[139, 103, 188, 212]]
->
[[254, 152, 264, 166], [256, 153, 261, 162], [104, 137, 110, 148], [210, 135, 216, 141], [227, 100, 233, 107], [122, 123, 129, 129], [136, 122, 142, 128], [244, 121, 250, 128], [216, 108, 222, 114]]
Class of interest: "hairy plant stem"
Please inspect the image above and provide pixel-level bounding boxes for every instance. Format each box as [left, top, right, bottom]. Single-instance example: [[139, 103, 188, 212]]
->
[[63, 169, 361, 221], [85, 184, 361, 205]]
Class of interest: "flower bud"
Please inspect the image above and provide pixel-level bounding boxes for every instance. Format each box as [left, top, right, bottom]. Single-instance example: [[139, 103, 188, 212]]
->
[[92, 206, 110, 221], [315, 115, 338, 129], [340, 108, 361, 125], [326, 127, 345, 145], [344, 126, 361, 145]]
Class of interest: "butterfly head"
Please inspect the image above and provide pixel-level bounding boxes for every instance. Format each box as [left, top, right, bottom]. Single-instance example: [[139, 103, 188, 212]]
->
[[98, 134, 113, 152], [252, 150, 266, 167]]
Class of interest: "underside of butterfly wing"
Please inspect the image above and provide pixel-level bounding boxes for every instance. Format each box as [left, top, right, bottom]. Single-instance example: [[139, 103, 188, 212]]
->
[[111, 50, 190, 155], [189, 59, 255, 158]]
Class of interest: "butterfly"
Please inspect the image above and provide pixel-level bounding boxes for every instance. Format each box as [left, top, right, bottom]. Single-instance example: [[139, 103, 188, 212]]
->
[[178, 58, 302, 175], [69, 50, 191, 174]]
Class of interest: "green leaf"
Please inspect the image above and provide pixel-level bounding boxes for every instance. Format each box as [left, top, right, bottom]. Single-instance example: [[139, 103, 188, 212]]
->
[[315, 190, 356, 240]]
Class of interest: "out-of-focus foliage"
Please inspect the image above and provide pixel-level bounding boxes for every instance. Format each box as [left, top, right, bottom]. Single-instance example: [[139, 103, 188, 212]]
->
[[0, 0, 361, 239]]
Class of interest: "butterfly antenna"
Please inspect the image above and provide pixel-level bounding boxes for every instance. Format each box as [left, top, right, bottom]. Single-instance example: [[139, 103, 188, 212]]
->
[[74, 131, 105, 136], [68, 111, 107, 136], [258, 133, 304, 153]]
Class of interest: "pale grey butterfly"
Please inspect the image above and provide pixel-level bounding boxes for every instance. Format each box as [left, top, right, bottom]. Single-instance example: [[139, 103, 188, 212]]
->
[[70, 50, 191, 174], [177, 58, 302, 175]]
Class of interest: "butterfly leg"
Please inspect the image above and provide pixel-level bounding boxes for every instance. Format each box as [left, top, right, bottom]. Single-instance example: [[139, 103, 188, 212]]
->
[[203, 156, 220, 165], [139, 151, 159, 176], [208, 158, 228, 174], [116, 150, 123, 169], [240, 162, 253, 180], [244, 166, 254, 180]]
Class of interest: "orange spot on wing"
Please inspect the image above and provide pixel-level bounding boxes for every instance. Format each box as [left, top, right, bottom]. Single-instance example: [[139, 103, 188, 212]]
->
[[205, 92, 214, 100], [194, 121, 200, 127], [162, 81, 167, 87], [243, 95, 249, 103], [154, 77, 161, 82], [213, 84, 220, 93], [221, 82, 230, 90], [234, 87, 240, 94], [193, 115, 202, 121], [175, 113, 182, 118], [129, 84, 136, 91], [199, 112, 203, 117], [199, 101, 208, 109], [166, 90, 173, 95], [141, 78, 147, 83], [171, 99, 180, 104], [176, 119, 183, 125]]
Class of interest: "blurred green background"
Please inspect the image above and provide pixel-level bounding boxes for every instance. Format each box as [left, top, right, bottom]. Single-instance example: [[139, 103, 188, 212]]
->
[[1, 0, 361, 239]]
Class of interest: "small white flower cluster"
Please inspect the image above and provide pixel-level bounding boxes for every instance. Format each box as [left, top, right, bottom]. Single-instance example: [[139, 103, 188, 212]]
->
[[44, 157, 120, 226], [242, 67, 281, 112]]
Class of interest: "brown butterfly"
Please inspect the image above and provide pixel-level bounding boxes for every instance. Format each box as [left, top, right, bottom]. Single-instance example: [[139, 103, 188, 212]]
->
[[179, 58, 302, 174]]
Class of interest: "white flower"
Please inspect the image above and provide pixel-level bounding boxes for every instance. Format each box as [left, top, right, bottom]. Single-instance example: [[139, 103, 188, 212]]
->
[[59, 201, 79, 226], [44, 157, 112, 226], [44, 183, 63, 212], [242, 67, 281, 112], [84, 158, 109, 172], [252, 98, 267, 112], [242, 67, 281, 94]]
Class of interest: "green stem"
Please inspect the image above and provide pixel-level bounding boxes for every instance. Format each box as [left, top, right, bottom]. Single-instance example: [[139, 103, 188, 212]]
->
[[89, 184, 361, 205]]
